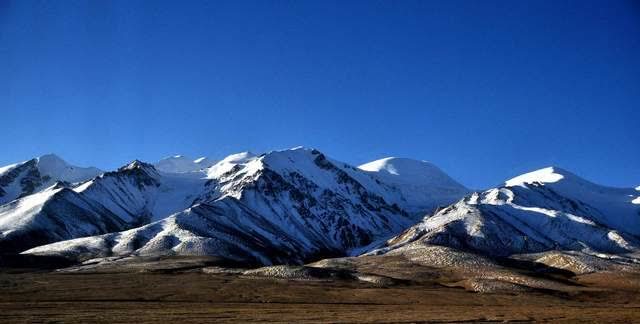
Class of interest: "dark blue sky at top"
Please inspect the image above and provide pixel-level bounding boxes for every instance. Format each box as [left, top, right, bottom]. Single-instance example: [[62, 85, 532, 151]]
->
[[1, 0, 639, 189]]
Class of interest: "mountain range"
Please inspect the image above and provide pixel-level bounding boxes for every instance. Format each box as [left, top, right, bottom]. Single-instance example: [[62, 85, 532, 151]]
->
[[1, 147, 639, 272]]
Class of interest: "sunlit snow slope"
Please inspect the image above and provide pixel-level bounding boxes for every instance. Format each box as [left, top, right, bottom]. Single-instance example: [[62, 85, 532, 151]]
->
[[0, 154, 102, 205], [6, 148, 468, 264], [370, 167, 640, 259], [359, 157, 469, 213]]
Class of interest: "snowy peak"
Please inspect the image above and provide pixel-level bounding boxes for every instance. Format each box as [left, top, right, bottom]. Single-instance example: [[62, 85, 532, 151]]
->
[[155, 155, 194, 173], [505, 166, 639, 198], [119, 160, 156, 173], [206, 151, 258, 179], [374, 166, 640, 260], [505, 166, 581, 187], [359, 157, 431, 176], [223, 151, 257, 163], [36, 154, 67, 170], [22, 147, 422, 263], [0, 154, 102, 205], [193, 157, 215, 167], [36, 154, 103, 183], [358, 157, 469, 213], [109, 160, 160, 188], [359, 157, 466, 187], [155, 155, 216, 173]]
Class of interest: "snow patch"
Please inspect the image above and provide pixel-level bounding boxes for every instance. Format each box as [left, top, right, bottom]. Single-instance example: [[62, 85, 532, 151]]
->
[[505, 166, 566, 187], [358, 157, 469, 213], [37, 154, 103, 183], [206, 151, 257, 179], [0, 186, 61, 234], [0, 162, 22, 176], [155, 155, 215, 173]]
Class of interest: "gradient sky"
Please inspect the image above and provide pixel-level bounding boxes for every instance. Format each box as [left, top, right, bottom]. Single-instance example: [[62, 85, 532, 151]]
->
[[1, 0, 639, 189]]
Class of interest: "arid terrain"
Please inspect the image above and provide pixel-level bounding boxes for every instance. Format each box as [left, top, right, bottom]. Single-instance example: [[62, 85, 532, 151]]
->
[[1, 256, 640, 323]]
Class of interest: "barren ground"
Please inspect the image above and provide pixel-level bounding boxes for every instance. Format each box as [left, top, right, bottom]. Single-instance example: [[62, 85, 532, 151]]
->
[[1, 256, 640, 323]]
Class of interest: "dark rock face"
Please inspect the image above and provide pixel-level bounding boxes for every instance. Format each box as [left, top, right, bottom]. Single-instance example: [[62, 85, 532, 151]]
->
[[0, 160, 169, 256], [38, 150, 420, 265], [0, 160, 50, 201], [105, 160, 160, 189], [5, 149, 438, 265], [0, 189, 127, 254], [223, 154, 412, 258]]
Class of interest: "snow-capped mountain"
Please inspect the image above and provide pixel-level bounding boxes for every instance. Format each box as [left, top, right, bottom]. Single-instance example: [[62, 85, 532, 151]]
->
[[358, 157, 469, 213], [205, 151, 256, 179], [369, 167, 640, 259], [74, 160, 208, 224], [9, 149, 637, 268], [20, 148, 468, 264], [0, 184, 125, 253], [0, 154, 102, 206], [154, 155, 216, 173], [0, 159, 210, 253]]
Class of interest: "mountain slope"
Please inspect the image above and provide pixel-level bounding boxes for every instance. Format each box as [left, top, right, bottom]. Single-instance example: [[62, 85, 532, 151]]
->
[[358, 157, 469, 213], [0, 154, 102, 205], [22, 148, 470, 264], [369, 166, 640, 259], [0, 160, 209, 254], [24, 199, 311, 265], [0, 184, 125, 253], [155, 155, 216, 173], [74, 161, 208, 224]]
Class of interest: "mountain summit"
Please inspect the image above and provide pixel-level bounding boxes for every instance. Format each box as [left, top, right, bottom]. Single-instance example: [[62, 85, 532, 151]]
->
[[3, 148, 467, 264], [1, 149, 638, 270], [359, 157, 469, 213], [0, 154, 102, 206], [371, 166, 640, 260]]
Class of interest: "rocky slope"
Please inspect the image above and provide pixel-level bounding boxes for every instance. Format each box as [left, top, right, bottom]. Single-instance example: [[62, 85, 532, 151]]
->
[[1, 160, 209, 253], [5, 148, 468, 264], [7, 150, 639, 270], [358, 157, 469, 213], [367, 167, 640, 261], [0, 154, 102, 205], [0, 184, 125, 253]]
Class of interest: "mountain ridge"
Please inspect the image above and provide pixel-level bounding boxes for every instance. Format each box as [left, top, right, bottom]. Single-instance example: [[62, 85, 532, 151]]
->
[[3, 148, 467, 263], [1, 148, 638, 270], [367, 166, 640, 262]]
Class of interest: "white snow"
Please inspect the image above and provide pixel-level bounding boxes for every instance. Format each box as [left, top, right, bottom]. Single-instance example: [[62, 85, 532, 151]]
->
[[206, 151, 258, 179], [150, 171, 208, 221], [0, 169, 28, 205], [0, 186, 61, 235], [74, 164, 208, 223], [359, 157, 450, 184], [378, 165, 640, 259], [0, 155, 102, 206], [193, 157, 214, 165], [505, 166, 565, 187], [36, 154, 103, 183], [14, 147, 639, 267], [0, 162, 22, 176], [23, 147, 462, 263], [504, 166, 640, 236], [358, 157, 469, 213], [154, 155, 216, 173]]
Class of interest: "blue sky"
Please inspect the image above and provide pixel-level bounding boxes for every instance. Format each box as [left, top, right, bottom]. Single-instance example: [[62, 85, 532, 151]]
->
[[1, 0, 639, 189]]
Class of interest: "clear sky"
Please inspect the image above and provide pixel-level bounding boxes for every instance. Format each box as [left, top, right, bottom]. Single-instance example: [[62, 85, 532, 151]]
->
[[1, 0, 639, 189]]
